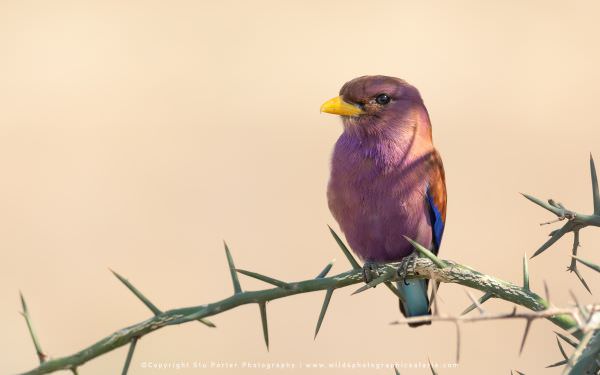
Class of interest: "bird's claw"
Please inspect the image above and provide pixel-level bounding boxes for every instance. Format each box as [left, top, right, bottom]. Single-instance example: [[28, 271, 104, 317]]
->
[[361, 262, 380, 284], [398, 252, 418, 285]]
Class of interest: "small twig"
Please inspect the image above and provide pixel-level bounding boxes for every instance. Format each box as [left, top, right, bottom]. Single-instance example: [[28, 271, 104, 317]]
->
[[224, 242, 242, 294], [546, 337, 569, 368], [19, 292, 47, 364], [258, 302, 269, 351], [519, 318, 533, 355], [111, 269, 215, 327], [316, 260, 335, 279], [461, 291, 494, 316], [391, 306, 591, 360], [428, 358, 438, 375], [555, 331, 579, 348], [573, 256, 600, 273], [351, 268, 395, 295], [314, 288, 334, 339], [391, 307, 578, 326], [121, 337, 138, 375], [590, 153, 600, 215], [431, 280, 441, 316], [464, 290, 485, 314], [110, 269, 162, 315], [236, 269, 291, 289], [403, 236, 447, 268], [328, 226, 360, 270], [569, 290, 588, 323], [567, 230, 592, 293]]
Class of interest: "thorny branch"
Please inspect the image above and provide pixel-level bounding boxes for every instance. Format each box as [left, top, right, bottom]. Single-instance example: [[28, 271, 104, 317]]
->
[[523, 154, 600, 293], [14, 237, 587, 375], [15, 156, 600, 375]]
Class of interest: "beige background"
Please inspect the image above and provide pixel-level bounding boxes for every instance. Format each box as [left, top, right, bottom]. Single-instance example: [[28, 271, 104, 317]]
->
[[2, 1, 600, 374]]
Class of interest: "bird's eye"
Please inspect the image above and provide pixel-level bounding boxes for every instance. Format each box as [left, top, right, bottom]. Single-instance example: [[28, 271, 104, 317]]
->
[[375, 93, 391, 105]]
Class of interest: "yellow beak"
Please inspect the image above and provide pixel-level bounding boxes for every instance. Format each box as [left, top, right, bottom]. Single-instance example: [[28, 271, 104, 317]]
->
[[320, 96, 364, 116]]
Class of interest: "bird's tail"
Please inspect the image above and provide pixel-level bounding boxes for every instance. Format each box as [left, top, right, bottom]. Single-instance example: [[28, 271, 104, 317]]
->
[[397, 279, 431, 327]]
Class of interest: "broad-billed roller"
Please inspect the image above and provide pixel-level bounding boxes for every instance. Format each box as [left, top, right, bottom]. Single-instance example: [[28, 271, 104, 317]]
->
[[321, 76, 447, 326]]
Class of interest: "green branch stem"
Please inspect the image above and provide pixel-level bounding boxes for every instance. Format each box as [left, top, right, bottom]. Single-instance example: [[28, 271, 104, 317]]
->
[[18, 254, 582, 375], [16, 156, 600, 375], [19, 292, 46, 364]]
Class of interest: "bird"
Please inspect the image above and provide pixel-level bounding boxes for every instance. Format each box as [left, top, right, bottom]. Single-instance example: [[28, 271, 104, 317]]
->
[[320, 75, 447, 326]]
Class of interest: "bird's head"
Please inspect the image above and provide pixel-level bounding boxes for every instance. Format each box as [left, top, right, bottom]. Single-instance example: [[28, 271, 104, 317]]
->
[[320, 75, 428, 137]]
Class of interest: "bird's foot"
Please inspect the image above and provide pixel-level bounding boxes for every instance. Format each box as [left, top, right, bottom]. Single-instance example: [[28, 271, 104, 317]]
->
[[362, 262, 380, 284], [398, 252, 419, 285]]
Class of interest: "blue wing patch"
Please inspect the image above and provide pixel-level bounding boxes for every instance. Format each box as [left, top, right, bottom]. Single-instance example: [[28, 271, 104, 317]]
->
[[426, 187, 445, 251]]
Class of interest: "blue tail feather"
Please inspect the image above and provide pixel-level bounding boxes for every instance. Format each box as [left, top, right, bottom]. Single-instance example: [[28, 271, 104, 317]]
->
[[397, 280, 430, 323]]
